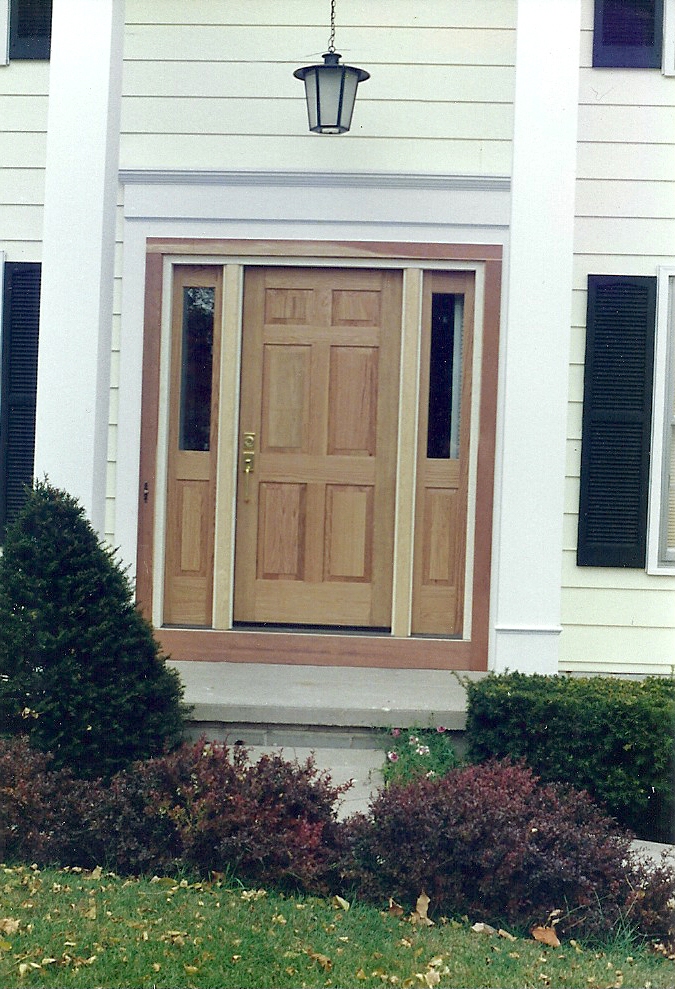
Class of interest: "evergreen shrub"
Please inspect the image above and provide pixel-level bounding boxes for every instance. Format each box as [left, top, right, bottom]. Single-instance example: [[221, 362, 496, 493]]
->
[[0, 480, 188, 777], [464, 672, 675, 842], [341, 759, 675, 942]]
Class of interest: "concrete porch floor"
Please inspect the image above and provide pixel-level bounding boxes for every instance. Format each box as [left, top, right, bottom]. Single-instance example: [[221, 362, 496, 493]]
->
[[171, 661, 674, 865]]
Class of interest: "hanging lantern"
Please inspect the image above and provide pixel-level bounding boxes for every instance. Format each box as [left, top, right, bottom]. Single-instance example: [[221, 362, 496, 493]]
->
[[294, 2, 369, 134]]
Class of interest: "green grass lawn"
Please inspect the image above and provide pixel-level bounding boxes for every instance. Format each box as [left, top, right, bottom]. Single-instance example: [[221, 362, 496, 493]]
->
[[0, 864, 673, 989]]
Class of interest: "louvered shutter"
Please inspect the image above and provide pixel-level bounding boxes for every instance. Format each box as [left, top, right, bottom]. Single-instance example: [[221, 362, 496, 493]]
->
[[1, 263, 40, 529], [577, 275, 656, 567], [593, 0, 663, 68], [9, 0, 52, 59]]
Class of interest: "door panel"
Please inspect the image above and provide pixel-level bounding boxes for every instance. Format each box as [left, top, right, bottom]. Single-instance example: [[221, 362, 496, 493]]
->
[[163, 267, 222, 626], [234, 267, 401, 628], [412, 272, 474, 635]]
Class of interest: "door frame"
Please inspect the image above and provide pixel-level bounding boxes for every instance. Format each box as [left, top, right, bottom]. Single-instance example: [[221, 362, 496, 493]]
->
[[137, 239, 502, 670]]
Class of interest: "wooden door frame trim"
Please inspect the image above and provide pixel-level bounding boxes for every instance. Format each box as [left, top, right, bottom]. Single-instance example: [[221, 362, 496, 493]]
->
[[137, 239, 502, 671]]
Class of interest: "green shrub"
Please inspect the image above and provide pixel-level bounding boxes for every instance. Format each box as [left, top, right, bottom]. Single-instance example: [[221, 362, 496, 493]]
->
[[341, 759, 675, 942], [465, 672, 675, 843], [0, 480, 189, 777]]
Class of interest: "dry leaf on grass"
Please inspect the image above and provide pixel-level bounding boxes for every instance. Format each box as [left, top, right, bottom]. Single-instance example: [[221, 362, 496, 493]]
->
[[498, 927, 517, 941], [531, 925, 561, 948], [306, 948, 332, 970], [0, 918, 19, 935], [471, 922, 497, 935], [389, 898, 405, 917], [333, 894, 350, 911], [410, 892, 434, 927]]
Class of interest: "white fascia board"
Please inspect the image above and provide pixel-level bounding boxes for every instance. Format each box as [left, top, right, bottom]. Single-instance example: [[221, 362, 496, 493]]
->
[[0, 0, 9, 66]]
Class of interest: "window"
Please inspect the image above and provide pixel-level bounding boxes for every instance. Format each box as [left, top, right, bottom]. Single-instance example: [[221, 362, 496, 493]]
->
[[9, 0, 51, 60], [593, 0, 664, 67], [0, 261, 40, 530], [577, 275, 657, 568], [648, 268, 675, 570]]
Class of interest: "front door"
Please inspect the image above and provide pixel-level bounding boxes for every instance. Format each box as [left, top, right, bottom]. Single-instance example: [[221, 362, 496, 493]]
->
[[233, 267, 402, 628]]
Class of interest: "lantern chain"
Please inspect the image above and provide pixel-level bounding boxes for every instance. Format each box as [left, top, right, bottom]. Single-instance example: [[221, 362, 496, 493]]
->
[[328, 0, 336, 52]]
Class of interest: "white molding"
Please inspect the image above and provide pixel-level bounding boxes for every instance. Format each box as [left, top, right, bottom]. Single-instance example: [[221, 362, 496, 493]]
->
[[494, 624, 563, 636], [647, 266, 675, 575], [663, 0, 675, 75], [0, 0, 9, 66], [119, 169, 511, 193]]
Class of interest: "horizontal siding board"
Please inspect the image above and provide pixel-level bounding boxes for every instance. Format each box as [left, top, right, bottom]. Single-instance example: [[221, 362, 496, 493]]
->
[[579, 70, 675, 108], [0, 62, 49, 96], [0, 95, 48, 130], [559, 624, 675, 673], [0, 168, 45, 205], [121, 96, 513, 141], [576, 180, 675, 219], [562, 586, 675, 628], [575, 217, 675, 255], [0, 205, 44, 241], [123, 26, 516, 66], [0, 133, 46, 167], [119, 134, 512, 175], [577, 142, 675, 181], [122, 61, 516, 103], [126, 0, 518, 29], [578, 105, 675, 145]]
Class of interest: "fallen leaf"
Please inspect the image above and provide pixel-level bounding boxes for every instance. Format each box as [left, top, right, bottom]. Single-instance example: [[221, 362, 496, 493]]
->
[[498, 928, 517, 941], [532, 926, 561, 948], [356, 967, 368, 979], [333, 894, 350, 910], [184, 964, 199, 974], [84, 904, 97, 920], [89, 866, 102, 880], [306, 949, 332, 971], [471, 922, 497, 935], [0, 939, 11, 951], [410, 892, 434, 927], [389, 898, 405, 917], [0, 919, 19, 935]]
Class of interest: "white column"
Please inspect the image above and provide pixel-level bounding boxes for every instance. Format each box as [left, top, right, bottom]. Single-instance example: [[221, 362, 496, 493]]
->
[[491, 0, 581, 673], [34, 0, 124, 534]]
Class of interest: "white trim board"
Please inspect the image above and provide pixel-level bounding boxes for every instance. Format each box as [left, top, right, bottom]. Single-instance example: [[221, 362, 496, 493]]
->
[[0, 0, 8, 65]]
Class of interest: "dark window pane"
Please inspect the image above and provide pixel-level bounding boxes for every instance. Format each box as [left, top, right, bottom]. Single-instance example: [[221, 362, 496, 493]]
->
[[602, 0, 655, 46], [16, 0, 52, 37], [179, 286, 214, 452], [427, 293, 464, 460]]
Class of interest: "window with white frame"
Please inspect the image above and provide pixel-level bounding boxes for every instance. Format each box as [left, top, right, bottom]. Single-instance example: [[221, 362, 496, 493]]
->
[[648, 268, 675, 571]]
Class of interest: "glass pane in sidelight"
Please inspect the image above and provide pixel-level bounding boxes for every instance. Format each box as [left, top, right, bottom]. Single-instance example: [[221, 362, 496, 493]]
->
[[427, 293, 464, 460], [179, 286, 215, 451]]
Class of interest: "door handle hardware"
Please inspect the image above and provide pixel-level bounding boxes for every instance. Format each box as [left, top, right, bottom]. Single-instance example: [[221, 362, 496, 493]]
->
[[242, 433, 256, 501]]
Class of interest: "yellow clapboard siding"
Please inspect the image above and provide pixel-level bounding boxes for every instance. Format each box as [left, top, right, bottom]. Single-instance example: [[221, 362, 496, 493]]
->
[[0, 205, 44, 242], [575, 218, 675, 256], [577, 142, 675, 182], [560, 623, 675, 674], [578, 105, 675, 145], [119, 134, 512, 176], [123, 26, 516, 66], [0, 95, 48, 130], [0, 168, 45, 206], [579, 70, 675, 107], [123, 61, 516, 104], [0, 62, 49, 97], [561, 548, 674, 589], [126, 0, 517, 30], [0, 133, 46, 168], [562, 586, 675, 629], [576, 179, 675, 220], [121, 97, 513, 142]]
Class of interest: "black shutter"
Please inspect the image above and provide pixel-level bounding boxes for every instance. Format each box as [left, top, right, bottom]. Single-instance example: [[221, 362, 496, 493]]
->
[[593, 0, 663, 68], [1, 263, 41, 530], [577, 275, 656, 567], [9, 0, 52, 60]]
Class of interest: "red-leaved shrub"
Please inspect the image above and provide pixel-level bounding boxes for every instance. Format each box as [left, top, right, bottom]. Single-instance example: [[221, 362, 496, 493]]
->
[[340, 759, 675, 941]]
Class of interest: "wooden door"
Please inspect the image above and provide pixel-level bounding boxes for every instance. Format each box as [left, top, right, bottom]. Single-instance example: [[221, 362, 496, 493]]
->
[[412, 271, 474, 635], [163, 266, 222, 626], [233, 267, 402, 628]]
